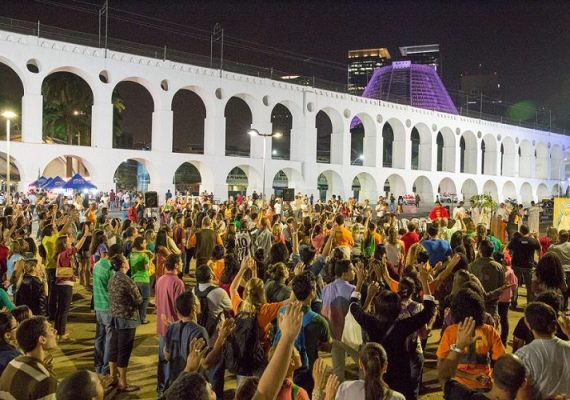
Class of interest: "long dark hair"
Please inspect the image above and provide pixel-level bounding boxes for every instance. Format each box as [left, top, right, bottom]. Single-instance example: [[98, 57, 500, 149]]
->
[[360, 342, 390, 400], [88, 230, 106, 256], [155, 229, 168, 249]]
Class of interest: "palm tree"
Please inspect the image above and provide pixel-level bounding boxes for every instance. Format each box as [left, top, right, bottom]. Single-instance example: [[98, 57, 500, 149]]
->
[[42, 73, 125, 176]]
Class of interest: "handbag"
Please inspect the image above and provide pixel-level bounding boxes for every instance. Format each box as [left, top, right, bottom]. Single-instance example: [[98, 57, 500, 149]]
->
[[342, 304, 363, 351], [55, 252, 75, 279], [148, 259, 156, 276], [56, 267, 74, 279]]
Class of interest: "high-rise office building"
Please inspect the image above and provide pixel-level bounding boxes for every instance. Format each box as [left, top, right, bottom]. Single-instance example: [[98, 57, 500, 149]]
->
[[399, 44, 440, 75], [347, 48, 391, 95]]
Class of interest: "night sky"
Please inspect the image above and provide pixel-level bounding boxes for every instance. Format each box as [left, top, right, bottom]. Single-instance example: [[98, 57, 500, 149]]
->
[[2, 0, 570, 138]]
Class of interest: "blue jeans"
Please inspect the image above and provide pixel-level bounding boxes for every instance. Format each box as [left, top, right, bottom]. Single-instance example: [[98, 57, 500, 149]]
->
[[94, 311, 114, 374], [157, 335, 169, 392], [136, 282, 150, 322]]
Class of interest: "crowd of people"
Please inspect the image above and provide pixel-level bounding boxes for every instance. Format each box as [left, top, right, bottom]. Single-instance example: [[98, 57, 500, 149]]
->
[[0, 189, 567, 400]]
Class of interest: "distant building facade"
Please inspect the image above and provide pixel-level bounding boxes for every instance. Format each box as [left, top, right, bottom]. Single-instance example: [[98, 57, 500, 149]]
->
[[347, 48, 391, 95], [399, 44, 441, 74]]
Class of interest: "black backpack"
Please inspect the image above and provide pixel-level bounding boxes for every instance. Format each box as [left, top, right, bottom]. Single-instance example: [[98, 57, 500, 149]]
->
[[223, 311, 266, 376], [194, 285, 221, 336]]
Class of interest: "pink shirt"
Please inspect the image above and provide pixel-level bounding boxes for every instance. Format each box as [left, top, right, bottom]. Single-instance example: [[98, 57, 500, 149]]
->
[[498, 266, 518, 303], [155, 272, 185, 336]]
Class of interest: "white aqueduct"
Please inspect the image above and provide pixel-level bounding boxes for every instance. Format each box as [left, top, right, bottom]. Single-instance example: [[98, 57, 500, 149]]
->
[[0, 28, 569, 203]]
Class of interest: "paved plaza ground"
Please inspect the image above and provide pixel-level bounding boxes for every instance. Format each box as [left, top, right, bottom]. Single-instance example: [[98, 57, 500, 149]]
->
[[51, 269, 529, 400]]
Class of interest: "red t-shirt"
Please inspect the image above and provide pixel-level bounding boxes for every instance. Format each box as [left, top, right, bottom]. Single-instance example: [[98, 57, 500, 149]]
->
[[401, 231, 420, 255]]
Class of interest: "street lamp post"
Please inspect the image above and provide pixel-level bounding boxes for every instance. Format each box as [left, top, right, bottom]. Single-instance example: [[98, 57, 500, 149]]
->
[[1, 111, 16, 203], [248, 128, 282, 198]]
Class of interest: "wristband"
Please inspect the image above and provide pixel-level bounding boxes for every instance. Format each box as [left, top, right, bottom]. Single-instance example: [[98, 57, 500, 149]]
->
[[450, 344, 464, 354]]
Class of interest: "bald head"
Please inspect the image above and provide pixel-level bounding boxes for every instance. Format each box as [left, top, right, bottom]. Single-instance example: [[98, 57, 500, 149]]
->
[[492, 354, 526, 395]]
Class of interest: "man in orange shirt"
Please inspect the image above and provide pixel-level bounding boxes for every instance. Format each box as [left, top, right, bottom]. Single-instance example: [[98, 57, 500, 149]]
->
[[333, 215, 354, 247]]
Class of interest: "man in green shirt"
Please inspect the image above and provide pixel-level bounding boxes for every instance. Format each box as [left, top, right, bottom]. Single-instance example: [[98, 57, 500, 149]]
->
[[93, 244, 120, 375]]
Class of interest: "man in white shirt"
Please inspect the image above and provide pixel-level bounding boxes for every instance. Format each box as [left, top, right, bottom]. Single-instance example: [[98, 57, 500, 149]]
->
[[526, 201, 543, 235]]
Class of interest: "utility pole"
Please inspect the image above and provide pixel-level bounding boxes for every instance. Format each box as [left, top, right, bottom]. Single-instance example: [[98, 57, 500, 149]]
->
[[98, 1, 109, 57], [210, 23, 224, 72]]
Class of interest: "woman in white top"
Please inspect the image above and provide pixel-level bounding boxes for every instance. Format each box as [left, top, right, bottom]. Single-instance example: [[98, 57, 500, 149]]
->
[[335, 343, 405, 400]]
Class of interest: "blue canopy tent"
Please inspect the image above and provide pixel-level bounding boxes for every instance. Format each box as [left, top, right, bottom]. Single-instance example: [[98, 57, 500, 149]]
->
[[29, 176, 48, 188], [62, 174, 97, 190], [42, 176, 66, 190]]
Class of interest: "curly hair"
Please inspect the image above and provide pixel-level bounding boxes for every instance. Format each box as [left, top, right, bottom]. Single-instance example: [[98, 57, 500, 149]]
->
[[535, 253, 565, 290], [451, 288, 485, 327]]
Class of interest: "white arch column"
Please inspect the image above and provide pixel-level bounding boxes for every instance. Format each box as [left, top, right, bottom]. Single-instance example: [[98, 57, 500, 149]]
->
[[394, 127, 409, 169], [485, 148, 498, 175], [151, 108, 173, 153], [454, 141, 461, 174], [475, 139, 483, 175], [419, 141, 432, 170], [203, 98, 225, 157], [330, 122, 350, 166], [21, 76, 43, 144], [363, 134, 379, 167], [91, 101, 113, 148]]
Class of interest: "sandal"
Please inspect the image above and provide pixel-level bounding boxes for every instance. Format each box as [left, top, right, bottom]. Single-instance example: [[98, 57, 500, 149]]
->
[[118, 384, 140, 393]]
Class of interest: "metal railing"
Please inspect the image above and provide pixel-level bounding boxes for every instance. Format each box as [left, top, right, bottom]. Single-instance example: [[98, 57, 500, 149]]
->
[[0, 16, 566, 136]]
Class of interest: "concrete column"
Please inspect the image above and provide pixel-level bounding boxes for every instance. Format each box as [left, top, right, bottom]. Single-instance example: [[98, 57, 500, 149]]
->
[[204, 100, 226, 157], [91, 102, 113, 149], [419, 143, 433, 170], [21, 94, 43, 144], [454, 144, 462, 174], [331, 133, 350, 166], [475, 142, 483, 175], [151, 109, 173, 153], [485, 150, 498, 175], [394, 129, 410, 169], [363, 135, 379, 167], [290, 128, 304, 162]]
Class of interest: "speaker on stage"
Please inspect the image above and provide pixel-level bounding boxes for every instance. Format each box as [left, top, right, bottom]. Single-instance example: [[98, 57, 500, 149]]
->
[[283, 188, 295, 202], [144, 191, 158, 208]]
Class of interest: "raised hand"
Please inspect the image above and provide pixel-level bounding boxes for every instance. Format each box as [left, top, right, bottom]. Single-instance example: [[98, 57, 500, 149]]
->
[[185, 337, 207, 373], [367, 281, 381, 299], [456, 317, 476, 349], [218, 318, 235, 341], [324, 374, 340, 400], [312, 358, 328, 391], [280, 301, 303, 341]]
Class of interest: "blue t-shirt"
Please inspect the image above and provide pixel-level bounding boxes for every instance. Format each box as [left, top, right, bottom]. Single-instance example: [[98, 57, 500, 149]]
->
[[422, 239, 452, 267]]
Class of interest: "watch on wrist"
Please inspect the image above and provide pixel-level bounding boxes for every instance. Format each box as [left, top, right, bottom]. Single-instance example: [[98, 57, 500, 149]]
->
[[450, 344, 464, 354]]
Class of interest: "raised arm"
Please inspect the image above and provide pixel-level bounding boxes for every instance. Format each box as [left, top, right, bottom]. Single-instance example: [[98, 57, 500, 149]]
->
[[438, 317, 476, 390], [253, 302, 302, 400], [229, 256, 250, 297]]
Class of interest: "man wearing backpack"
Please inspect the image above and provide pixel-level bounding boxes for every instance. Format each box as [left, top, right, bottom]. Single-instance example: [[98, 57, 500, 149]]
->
[[155, 255, 185, 396], [194, 264, 232, 400], [273, 271, 331, 394]]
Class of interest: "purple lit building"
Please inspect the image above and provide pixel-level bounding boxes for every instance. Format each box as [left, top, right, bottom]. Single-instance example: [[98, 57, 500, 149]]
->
[[351, 61, 457, 129]]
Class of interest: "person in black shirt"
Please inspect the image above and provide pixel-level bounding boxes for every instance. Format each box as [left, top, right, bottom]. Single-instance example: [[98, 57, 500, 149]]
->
[[349, 262, 436, 400], [507, 225, 540, 308], [438, 317, 526, 400], [511, 291, 568, 351]]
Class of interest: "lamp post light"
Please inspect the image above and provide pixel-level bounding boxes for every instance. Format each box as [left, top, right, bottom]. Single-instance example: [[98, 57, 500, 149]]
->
[[248, 128, 282, 198], [1, 111, 16, 203], [351, 154, 365, 165]]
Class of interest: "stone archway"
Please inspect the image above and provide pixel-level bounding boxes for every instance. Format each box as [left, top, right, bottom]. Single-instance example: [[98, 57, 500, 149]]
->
[[113, 159, 150, 192], [520, 182, 533, 204], [412, 176, 434, 204], [461, 179, 478, 202], [318, 169, 345, 200], [173, 162, 202, 195]]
